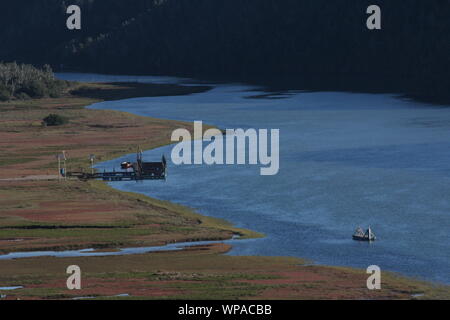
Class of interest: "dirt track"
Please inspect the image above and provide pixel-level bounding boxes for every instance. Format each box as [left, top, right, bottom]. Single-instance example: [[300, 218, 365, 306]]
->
[[0, 175, 60, 181]]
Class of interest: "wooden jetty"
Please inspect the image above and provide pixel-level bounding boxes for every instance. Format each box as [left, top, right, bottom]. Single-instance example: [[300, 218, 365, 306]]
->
[[66, 151, 167, 181]]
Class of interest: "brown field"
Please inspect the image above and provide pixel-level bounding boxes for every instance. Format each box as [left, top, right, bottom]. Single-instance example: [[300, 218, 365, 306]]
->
[[0, 82, 449, 300]]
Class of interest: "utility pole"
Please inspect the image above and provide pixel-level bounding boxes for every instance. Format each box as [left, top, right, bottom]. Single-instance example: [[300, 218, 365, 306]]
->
[[56, 151, 67, 181], [89, 154, 95, 175], [57, 154, 61, 181], [62, 151, 67, 181]]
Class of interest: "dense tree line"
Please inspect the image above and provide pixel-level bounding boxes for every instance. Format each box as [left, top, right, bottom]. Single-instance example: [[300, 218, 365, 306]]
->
[[0, 63, 68, 101], [0, 0, 449, 101]]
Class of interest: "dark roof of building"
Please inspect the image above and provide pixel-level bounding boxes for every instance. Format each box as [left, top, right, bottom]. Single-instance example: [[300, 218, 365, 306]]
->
[[141, 162, 165, 172]]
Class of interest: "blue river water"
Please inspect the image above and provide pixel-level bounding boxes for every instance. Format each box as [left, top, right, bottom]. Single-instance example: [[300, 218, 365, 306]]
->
[[59, 73, 450, 284]]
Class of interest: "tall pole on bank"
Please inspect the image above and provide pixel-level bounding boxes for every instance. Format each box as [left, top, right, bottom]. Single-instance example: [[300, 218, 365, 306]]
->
[[57, 154, 61, 182], [62, 151, 67, 181], [89, 154, 95, 175]]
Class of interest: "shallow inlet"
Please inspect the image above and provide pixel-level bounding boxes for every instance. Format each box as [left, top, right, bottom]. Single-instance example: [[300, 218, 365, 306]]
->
[[0, 238, 246, 261], [58, 73, 450, 285], [0, 286, 23, 290]]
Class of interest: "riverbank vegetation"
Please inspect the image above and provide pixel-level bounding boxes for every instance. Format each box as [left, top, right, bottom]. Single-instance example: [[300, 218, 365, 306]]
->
[[0, 63, 68, 101]]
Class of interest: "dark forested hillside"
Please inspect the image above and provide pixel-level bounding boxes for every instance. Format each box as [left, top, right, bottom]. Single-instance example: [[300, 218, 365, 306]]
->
[[1, 0, 449, 101]]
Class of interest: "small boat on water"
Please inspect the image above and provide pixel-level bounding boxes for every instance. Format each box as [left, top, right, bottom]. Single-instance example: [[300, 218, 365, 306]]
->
[[353, 226, 376, 242]]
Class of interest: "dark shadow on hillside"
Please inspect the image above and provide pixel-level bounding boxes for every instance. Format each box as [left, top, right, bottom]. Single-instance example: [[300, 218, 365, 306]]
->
[[70, 82, 212, 101]]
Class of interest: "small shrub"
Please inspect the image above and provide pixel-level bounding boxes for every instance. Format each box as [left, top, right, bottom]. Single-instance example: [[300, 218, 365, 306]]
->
[[0, 85, 10, 101], [42, 114, 68, 126], [47, 80, 67, 98], [20, 79, 48, 98], [15, 92, 31, 100]]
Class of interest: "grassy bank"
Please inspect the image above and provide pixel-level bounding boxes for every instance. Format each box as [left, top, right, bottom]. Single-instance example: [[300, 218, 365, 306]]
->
[[0, 81, 449, 299], [0, 81, 258, 254]]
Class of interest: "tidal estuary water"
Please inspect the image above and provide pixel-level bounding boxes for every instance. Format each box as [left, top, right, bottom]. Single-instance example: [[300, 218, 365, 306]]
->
[[59, 73, 450, 284]]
